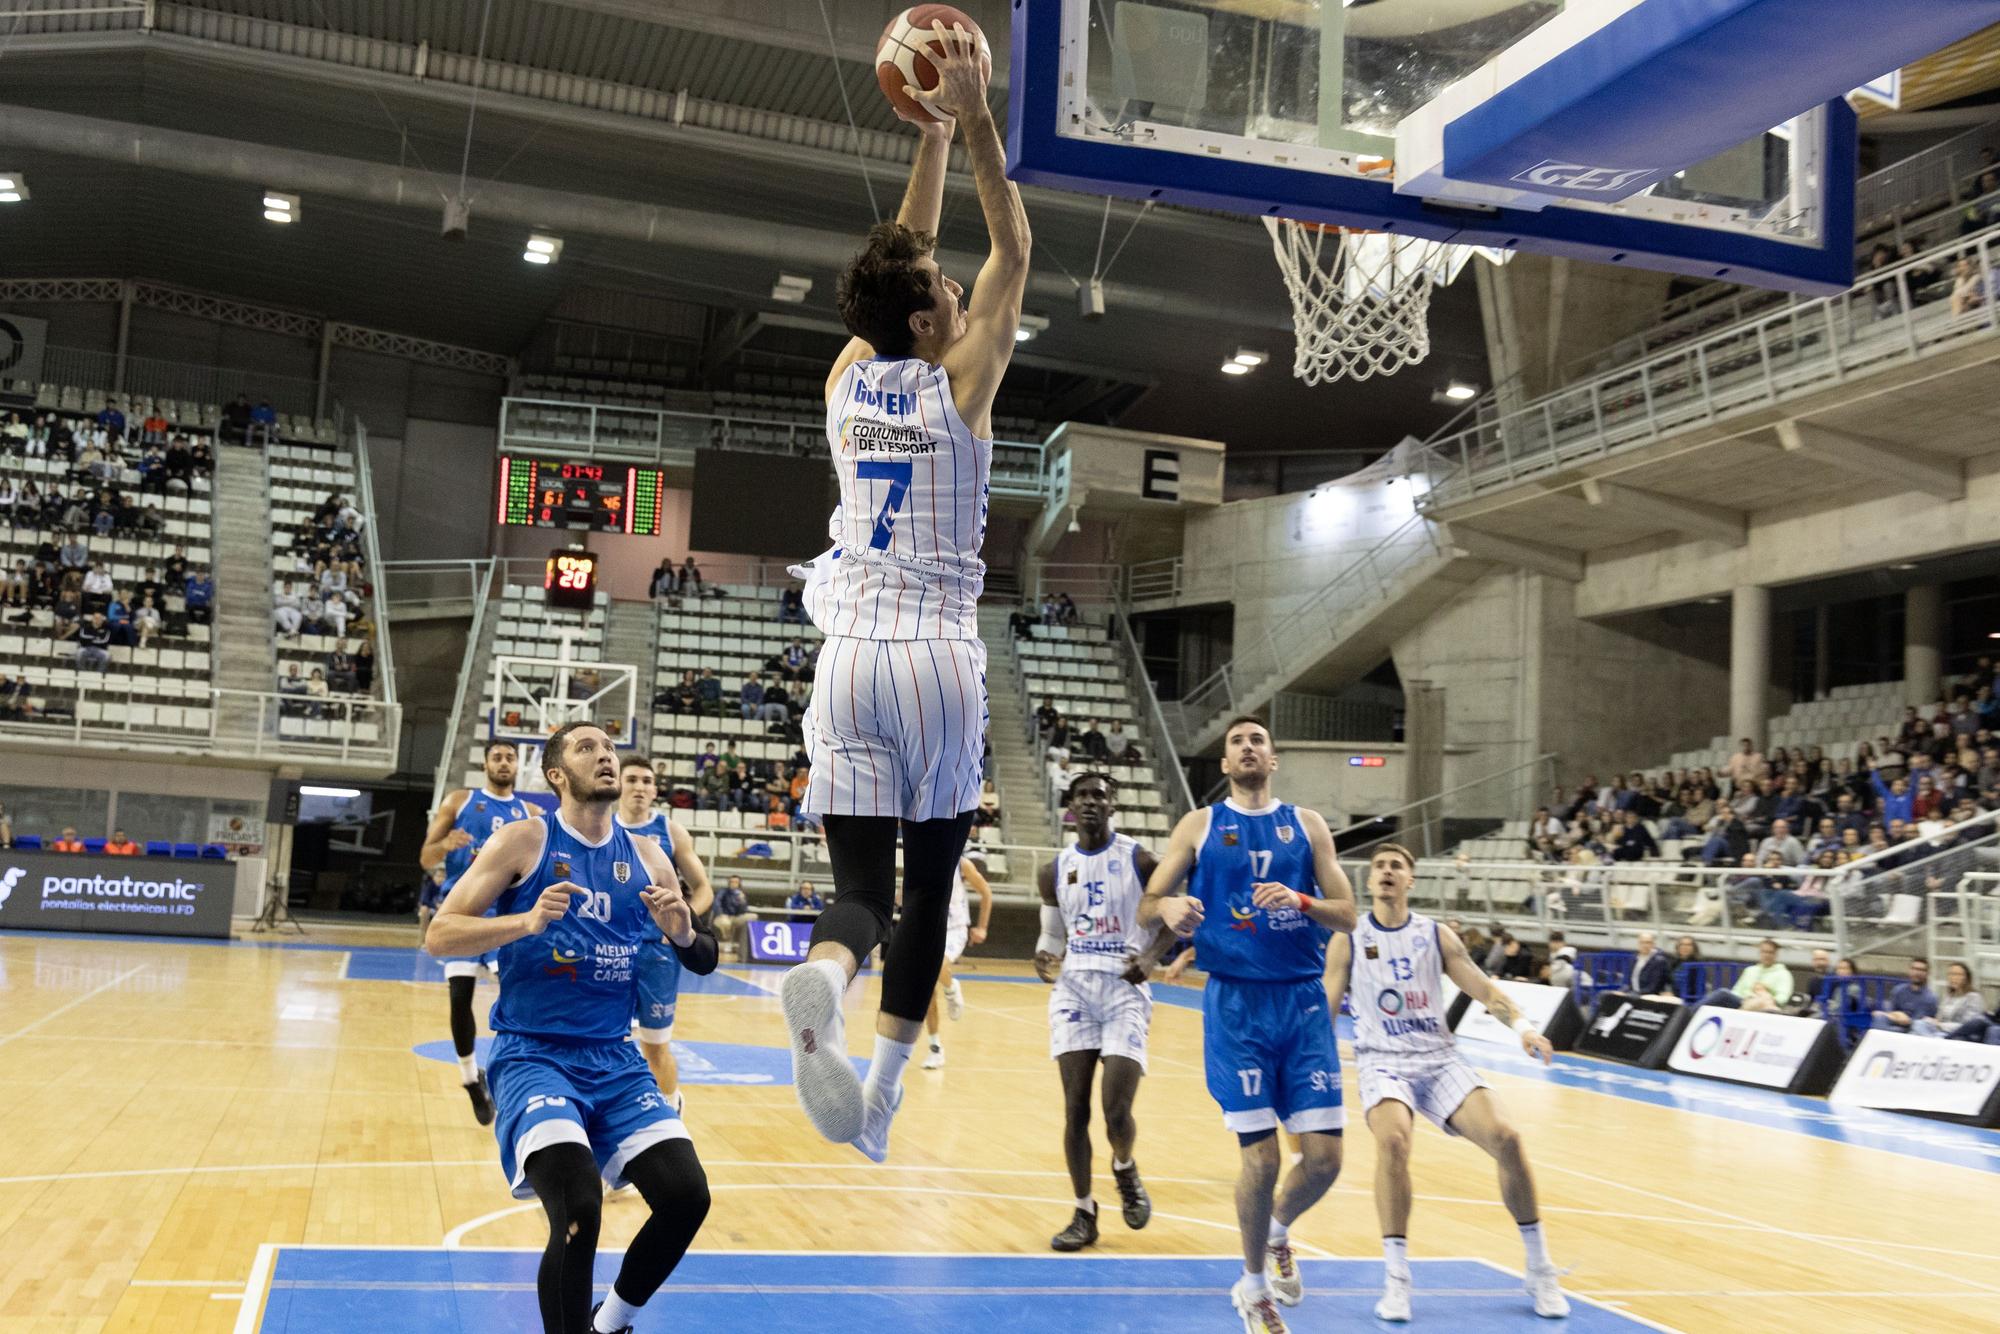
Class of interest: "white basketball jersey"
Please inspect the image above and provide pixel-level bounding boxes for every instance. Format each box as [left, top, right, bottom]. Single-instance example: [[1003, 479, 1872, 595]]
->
[[1348, 911, 1455, 1060], [796, 356, 991, 641], [1054, 834, 1148, 975]]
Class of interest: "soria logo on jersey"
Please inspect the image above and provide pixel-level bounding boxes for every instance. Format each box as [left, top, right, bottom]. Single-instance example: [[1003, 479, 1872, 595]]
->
[[545, 946, 583, 981], [1229, 904, 1258, 933]]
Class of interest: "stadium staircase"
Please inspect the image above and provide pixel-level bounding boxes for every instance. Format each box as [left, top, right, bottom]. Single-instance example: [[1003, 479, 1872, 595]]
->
[[979, 605, 1060, 847], [437, 574, 505, 796], [209, 444, 278, 744], [1162, 517, 1491, 755], [602, 598, 658, 755]]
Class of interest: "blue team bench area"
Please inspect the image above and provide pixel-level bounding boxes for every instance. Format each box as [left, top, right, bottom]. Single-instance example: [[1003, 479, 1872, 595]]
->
[[246, 1248, 1656, 1332]]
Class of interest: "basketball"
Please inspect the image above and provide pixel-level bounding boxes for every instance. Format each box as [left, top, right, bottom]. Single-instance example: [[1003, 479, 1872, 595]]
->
[[876, 6, 991, 124]]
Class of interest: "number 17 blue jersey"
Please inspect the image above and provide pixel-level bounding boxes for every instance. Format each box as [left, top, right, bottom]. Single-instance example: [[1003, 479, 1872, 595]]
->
[[1186, 799, 1330, 983]]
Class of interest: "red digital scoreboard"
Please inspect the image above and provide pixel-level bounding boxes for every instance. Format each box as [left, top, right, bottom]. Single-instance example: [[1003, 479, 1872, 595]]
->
[[544, 549, 598, 611], [497, 456, 666, 536]]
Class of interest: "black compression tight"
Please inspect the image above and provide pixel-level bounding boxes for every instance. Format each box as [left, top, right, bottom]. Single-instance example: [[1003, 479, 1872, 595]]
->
[[811, 811, 974, 1022], [521, 1139, 710, 1333], [447, 975, 478, 1059]]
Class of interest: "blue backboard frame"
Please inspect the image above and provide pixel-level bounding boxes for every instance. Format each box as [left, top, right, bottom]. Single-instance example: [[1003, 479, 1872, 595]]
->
[[1006, 0, 1859, 295]]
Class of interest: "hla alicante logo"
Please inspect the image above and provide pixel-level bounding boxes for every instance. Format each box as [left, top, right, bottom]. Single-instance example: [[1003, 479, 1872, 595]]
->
[[1860, 1049, 1998, 1085]]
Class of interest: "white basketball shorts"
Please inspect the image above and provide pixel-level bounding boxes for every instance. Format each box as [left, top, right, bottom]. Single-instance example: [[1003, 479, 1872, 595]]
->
[[1357, 1050, 1489, 1133], [801, 635, 988, 821], [944, 922, 969, 964], [1049, 969, 1153, 1072]]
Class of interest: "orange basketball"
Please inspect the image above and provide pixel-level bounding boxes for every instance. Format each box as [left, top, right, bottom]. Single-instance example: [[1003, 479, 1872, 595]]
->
[[876, 6, 992, 125]]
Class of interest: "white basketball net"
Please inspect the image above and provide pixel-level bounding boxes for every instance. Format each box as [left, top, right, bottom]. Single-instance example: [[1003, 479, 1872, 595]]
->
[[1264, 217, 1507, 385]]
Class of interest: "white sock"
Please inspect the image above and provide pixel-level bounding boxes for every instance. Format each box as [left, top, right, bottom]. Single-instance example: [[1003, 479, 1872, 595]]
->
[[1076, 1196, 1096, 1213], [862, 1034, 915, 1102], [457, 1054, 478, 1083], [1112, 1157, 1134, 1172], [1238, 1268, 1269, 1294], [594, 1288, 641, 1330], [1267, 1217, 1289, 1244], [1383, 1235, 1410, 1280], [929, 1037, 942, 1052], [1519, 1221, 1550, 1269], [807, 957, 849, 1003]]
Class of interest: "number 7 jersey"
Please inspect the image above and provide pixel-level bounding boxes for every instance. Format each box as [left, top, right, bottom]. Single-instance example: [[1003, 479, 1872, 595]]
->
[[796, 356, 992, 641]]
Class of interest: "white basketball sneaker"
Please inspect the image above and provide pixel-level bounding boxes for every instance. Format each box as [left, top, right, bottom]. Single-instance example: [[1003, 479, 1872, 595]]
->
[[945, 979, 964, 1020], [922, 1041, 945, 1070], [1232, 1277, 1290, 1334], [852, 1079, 905, 1164], [1266, 1239, 1304, 1306], [1525, 1265, 1571, 1319], [781, 959, 864, 1143], [1375, 1271, 1412, 1322]]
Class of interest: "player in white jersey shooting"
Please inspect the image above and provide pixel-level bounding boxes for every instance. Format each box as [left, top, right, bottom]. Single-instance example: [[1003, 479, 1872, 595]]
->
[[1326, 843, 1569, 1322], [779, 20, 1031, 1164], [1034, 772, 1173, 1251], [922, 855, 992, 1070]]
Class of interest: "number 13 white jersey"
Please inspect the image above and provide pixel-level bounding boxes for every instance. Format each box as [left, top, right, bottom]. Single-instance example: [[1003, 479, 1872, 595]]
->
[[1348, 911, 1456, 1060], [797, 356, 992, 642]]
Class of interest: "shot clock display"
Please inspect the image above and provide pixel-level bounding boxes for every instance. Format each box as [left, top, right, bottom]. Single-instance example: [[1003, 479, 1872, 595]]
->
[[498, 456, 666, 536], [544, 549, 599, 611]]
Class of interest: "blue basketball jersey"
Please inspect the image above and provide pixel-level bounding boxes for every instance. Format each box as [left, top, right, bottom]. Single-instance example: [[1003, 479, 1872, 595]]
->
[[618, 811, 679, 974], [490, 813, 657, 1045], [442, 788, 536, 892], [1186, 800, 1330, 983]]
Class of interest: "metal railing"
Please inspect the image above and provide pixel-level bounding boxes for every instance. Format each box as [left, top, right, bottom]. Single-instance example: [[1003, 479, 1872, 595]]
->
[[1857, 117, 2000, 227], [1113, 607, 1196, 822], [380, 557, 497, 613], [497, 396, 1052, 500], [39, 345, 322, 421], [1419, 219, 2000, 507], [1331, 753, 1557, 862], [347, 417, 397, 714], [1268, 691, 1399, 744], [1929, 873, 2000, 988], [1125, 556, 1182, 605], [1391, 811, 2000, 959], [1162, 512, 1447, 747], [419, 558, 499, 810], [0, 683, 399, 767]]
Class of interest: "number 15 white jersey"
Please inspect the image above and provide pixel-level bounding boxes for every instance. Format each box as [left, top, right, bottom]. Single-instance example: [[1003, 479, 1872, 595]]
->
[[796, 356, 991, 642]]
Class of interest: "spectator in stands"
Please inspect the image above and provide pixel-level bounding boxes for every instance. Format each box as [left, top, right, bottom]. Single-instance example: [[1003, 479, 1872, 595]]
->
[[789, 764, 810, 811], [53, 826, 84, 852], [648, 559, 678, 600], [104, 590, 132, 647], [712, 876, 749, 957], [779, 638, 811, 684], [678, 557, 703, 597], [1755, 818, 1806, 867], [740, 672, 768, 720], [1724, 737, 1762, 785], [1868, 760, 1914, 825], [1703, 938, 1792, 1012], [696, 667, 722, 717], [220, 395, 252, 444], [0, 681, 26, 722], [58, 531, 88, 572], [272, 580, 303, 636], [758, 678, 791, 724], [1056, 592, 1078, 625], [778, 587, 806, 625], [278, 661, 310, 713], [246, 399, 278, 446], [97, 399, 126, 442], [1871, 958, 1938, 1033], [51, 576, 82, 642], [1951, 255, 1988, 315], [1103, 720, 1136, 763], [74, 612, 110, 673], [1495, 934, 1538, 981], [696, 756, 731, 810], [1008, 604, 1037, 640], [787, 881, 825, 912], [1608, 809, 1658, 862], [184, 566, 213, 625], [1543, 932, 1576, 988], [1915, 962, 1986, 1037], [1048, 753, 1077, 803], [1078, 718, 1107, 760], [1627, 931, 1672, 996], [1035, 696, 1060, 735], [327, 643, 359, 693], [1039, 594, 1058, 625], [2, 560, 25, 608], [105, 829, 141, 855]]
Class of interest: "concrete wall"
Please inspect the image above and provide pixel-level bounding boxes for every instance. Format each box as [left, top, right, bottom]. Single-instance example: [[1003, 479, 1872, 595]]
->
[[1578, 456, 2000, 617]]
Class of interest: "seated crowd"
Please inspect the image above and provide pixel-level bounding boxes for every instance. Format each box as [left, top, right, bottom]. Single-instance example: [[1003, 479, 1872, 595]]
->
[[272, 489, 380, 715], [1517, 661, 2000, 931]]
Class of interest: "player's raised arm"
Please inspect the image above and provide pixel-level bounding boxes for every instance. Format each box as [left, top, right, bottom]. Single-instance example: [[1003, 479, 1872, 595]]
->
[[419, 789, 471, 872], [1138, 809, 1204, 937], [665, 815, 714, 918], [1440, 923, 1553, 1065], [825, 116, 956, 400], [636, 831, 720, 976], [425, 818, 572, 958], [929, 23, 1031, 440], [1322, 931, 1354, 1016]]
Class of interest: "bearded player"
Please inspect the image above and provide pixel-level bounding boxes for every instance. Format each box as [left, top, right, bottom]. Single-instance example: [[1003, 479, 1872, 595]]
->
[[1327, 844, 1570, 1322], [426, 723, 716, 1334], [779, 18, 1031, 1163], [1035, 772, 1172, 1252], [1140, 716, 1357, 1334]]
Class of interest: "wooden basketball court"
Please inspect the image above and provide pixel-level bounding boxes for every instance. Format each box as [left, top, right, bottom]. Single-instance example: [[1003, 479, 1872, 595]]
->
[[1, 924, 1996, 1332]]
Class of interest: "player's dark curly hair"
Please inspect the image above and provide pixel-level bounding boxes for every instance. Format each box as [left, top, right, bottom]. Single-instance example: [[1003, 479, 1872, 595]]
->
[[837, 221, 938, 357], [1064, 771, 1118, 804]]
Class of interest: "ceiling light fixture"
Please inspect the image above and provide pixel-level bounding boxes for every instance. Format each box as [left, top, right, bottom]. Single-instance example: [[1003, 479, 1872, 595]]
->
[[1232, 349, 1268, 367], [1444, 381, 1478, 400], [1220, 361, 1250, 376], [299, 785, 361, 798], [524, 232, 563, 265], [0, 173, 25, 203], [1891, 562, 1918, 571], [263, 190, 299, 224], [1016, 312, 1051, 343], [771, 273, 813, 303]]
